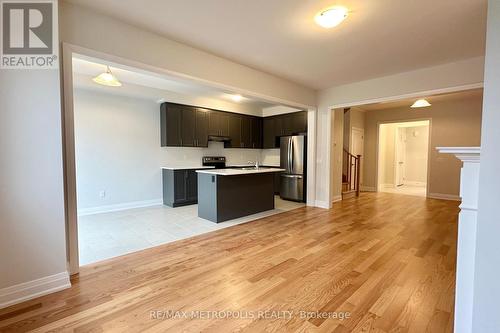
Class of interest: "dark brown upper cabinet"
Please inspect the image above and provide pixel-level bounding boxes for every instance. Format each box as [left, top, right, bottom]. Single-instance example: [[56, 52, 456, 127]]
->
[[251, 117, 263, 149], [208, 110, 229, 137], [227, 114, 241, 148], [262, 111, 308, 149], [195, 108, 209, 147], [161, 102, 305, 149], [180, 107, 196, 147], [161, 103, 208, 147], [291, 111, 308, 134], [263, 117, 275, 149], [160, 103, 182, 146], [240, 116, 252, 148]]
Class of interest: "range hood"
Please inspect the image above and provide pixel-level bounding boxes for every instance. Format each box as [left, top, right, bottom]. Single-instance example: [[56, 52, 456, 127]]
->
[[208, 135, 231, 142]]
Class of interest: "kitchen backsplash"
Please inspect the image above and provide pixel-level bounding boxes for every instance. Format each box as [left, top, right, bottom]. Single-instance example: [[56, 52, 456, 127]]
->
[[160, 141, 265, 167]]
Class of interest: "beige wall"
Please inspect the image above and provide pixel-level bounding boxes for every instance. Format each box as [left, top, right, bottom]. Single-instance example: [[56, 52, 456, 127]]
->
[[405, 126, 429, 184], [343, 111, 350, 150], [316, 57, 484, 207], [342, 107, 365, 152], [378, 124, 397, 186], [364, 94, 483, 198]]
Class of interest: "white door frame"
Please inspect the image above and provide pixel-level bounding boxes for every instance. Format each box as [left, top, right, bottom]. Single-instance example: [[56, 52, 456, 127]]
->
[[375, 119, 431, 196], [394, 126, 406, 187], [350, 126, 364, 187], [61, 43, 317, 274]]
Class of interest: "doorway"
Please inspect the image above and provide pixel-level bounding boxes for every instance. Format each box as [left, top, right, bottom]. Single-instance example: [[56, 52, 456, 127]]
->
[[377, 120, 430, 197], [62, 45, 317, 274], [350, 127, 364, 187]]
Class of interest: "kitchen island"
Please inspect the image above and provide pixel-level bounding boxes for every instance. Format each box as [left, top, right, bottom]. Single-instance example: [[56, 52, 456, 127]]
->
[[196, 168, 285, 223]]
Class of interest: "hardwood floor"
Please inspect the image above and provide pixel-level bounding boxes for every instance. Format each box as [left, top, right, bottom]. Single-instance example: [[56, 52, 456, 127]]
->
[[0, 193, 459, 332]]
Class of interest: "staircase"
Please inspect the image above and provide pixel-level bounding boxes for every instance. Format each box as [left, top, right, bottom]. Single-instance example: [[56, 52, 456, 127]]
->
[[342, 149, 361, 199]]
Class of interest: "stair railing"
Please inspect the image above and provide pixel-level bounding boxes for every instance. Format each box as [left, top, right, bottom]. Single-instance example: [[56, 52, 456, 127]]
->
[[343, 149, 361, 197]]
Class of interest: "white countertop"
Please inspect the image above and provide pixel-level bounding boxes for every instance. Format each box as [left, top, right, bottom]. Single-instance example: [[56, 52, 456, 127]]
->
[[196, 168, 285, 176], [162, 166, 215, 170]]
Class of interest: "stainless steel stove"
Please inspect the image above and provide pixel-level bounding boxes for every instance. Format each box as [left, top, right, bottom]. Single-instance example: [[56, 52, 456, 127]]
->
[[202, 156, 226, 169]]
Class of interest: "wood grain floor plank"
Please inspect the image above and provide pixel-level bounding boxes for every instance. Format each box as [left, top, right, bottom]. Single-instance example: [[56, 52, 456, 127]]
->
[[0, 193, 458, 333]]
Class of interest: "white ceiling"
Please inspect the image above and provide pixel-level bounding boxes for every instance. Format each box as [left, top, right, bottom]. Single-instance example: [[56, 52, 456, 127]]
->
[[72, 56, 276, 110], [65, 0, 487, 90], [356, 88, 483, 112]]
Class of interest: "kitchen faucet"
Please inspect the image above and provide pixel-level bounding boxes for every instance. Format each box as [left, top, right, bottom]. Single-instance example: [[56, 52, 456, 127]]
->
[[247, 160, 259, 169]]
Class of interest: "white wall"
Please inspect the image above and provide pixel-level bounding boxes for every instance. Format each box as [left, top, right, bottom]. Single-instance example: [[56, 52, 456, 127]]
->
[[0, 69, 69, 305], [472, 1, 500, 331], [74, 73, 265, 117], [262, 105, 302, 117], [59, 1, 316, 108], [74, 89, 277, 212], [316, 57, 484, 207], [74, 89, 161, 210], [404, 126, 429, 184], [318, 57, 484, 108]]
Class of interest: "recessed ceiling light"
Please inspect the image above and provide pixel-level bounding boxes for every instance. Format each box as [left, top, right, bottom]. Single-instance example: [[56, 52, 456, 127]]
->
[[411, 99, 432, 108], [231, 94, 243, 102], [315, 6, 348, 28], [92, 66, 122, 87]]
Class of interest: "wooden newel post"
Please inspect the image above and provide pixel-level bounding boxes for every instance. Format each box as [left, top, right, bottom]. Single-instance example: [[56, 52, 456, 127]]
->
[[356, 155, 361, 197]]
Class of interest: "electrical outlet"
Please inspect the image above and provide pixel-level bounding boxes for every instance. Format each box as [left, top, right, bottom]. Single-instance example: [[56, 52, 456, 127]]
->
[[99, 190, 106, 199]]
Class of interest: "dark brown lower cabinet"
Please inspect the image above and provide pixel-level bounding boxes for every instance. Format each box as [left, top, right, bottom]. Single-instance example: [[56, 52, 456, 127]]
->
[[163, 169, 198, 207]]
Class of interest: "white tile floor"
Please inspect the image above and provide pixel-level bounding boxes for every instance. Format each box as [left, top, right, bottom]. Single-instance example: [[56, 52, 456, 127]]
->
[[379, 184, 427, 197], [78, 196, 304, 265]]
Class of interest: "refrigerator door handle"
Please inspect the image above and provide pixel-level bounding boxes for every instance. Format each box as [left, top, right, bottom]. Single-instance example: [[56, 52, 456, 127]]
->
[[288, 138, 292, 173], [281, 174, 303, 178], [290, 139, 294, 174]]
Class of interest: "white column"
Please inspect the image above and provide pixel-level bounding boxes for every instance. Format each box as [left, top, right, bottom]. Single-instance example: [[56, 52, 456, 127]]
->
[[437, 147, 480, 333]]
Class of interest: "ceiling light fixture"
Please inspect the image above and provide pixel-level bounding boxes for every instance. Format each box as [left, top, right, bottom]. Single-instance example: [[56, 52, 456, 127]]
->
[[315, 6, 348, 28], [92, 66, 122, 87], [231, 94, 243, 102], [411, 99, 432, 108]]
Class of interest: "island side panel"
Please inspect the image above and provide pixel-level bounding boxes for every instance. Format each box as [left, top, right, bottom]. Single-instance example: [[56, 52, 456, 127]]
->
[[217, 173, 275, 222], [197, 173, 219, 222], [162, 169, 175, 207]]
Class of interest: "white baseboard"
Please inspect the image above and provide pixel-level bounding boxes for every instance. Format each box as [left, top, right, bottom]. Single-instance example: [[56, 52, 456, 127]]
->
[[361, 186, 376, 192], [405, 181, 427, 186], [78, 198, 163, 216], [428, 193, 461, 201], [332, 195, 342, 203], [0, 271, 70, 309], [380, 183, 394, 188], [315, 200, 331, 209]]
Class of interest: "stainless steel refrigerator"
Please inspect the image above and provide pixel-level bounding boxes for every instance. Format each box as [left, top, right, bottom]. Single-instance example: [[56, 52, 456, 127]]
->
[[280, 135, 306, 202]]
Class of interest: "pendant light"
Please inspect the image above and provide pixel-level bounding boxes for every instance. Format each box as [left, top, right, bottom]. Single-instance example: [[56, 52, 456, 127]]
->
[[92, 66, 122, 87], [411, 99, 431, 108]]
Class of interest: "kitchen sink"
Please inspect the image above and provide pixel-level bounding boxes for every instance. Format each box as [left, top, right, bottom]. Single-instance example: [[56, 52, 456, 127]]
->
[[239, 167, 272, 170]]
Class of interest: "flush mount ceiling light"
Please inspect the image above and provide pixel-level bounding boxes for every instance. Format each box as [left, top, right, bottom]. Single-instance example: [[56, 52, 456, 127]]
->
[[231, 94, 243, 102], [315, 6, 348, 28], [411, 99, 432, 108], [92, 66, 122, 87]]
